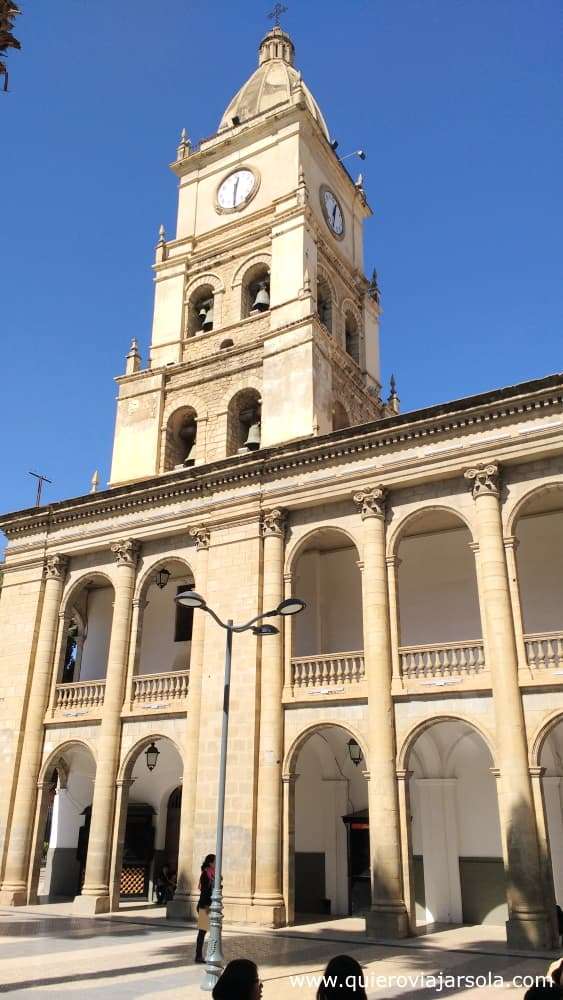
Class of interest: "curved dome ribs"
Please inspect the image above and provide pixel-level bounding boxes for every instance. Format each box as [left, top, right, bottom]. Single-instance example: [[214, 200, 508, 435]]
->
[[217, 27, 329, 140]]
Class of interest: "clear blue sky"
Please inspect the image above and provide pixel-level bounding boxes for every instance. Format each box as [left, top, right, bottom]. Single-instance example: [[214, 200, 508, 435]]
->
[[1, 0, 561, 517]]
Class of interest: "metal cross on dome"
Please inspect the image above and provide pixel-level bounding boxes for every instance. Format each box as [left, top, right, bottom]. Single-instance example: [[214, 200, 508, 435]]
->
[[268, 3, 288, 27]]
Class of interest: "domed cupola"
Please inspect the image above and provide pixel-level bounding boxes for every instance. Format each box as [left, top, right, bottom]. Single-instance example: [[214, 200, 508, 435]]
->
[[218, 26, 330, 139]]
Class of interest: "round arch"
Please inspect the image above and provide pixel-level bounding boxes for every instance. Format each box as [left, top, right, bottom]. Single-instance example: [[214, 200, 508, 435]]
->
[[397, 713, 496, 771], [61, 570, 115, 618], [134, 555, 196, 603], [284, 720, 368, 777], [39, 738, 97, 784], [119, 733, 183, 783], [285, 524, 361, 577], [316, 265, 339, 309], [184, 272, 224, 298], [387, 504, 475, 559], [506, 480, 563, 536], [529, 710, 563, 768], [231, 253, 272, 289]]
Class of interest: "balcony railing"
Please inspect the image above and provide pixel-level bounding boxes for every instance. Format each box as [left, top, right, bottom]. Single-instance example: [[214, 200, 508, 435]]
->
[[131, 669, 189, 706], [291, 652, 365, 691], [524, 631, 563, 671], [399, 640, 486, 679], [53, 679, 106, 713]]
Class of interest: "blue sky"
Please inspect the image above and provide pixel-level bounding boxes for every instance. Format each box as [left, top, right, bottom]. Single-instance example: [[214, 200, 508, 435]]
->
[[1, 0, 561, 516]]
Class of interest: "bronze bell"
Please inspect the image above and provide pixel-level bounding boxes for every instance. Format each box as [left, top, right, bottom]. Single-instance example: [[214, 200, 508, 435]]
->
[[243, 420, 261, 451], [178, 419, 197, 465], [202, 299, 214, 331], [251, 281, 270, 313]]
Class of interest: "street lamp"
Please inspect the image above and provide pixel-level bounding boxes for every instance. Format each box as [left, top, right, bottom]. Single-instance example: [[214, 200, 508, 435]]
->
[[175, 588, 306, 991]]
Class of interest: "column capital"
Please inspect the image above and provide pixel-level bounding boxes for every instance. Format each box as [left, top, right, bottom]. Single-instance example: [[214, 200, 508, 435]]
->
[[464, 462, 501, 500], [386, 554, 402, 569], [396, 768, 413, 782], [45, 554, 69, 581], [353, 485, 387, 520], [190, 525, 210, 550], [503, 535, 520, 551], [110, 538, 140, 568], [529, 766, 547, 779], [261, 508, 287, 537]]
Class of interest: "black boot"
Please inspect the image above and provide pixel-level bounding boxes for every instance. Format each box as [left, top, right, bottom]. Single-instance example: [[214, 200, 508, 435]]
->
[[195, 929, 206, 963]]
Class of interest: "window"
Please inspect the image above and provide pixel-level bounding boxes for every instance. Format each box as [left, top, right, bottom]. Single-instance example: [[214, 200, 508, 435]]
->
[[174, 584, 194, 642]]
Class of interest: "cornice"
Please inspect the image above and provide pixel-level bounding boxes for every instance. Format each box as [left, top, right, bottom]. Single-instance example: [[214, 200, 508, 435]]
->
[[2, 373, 562, 542]]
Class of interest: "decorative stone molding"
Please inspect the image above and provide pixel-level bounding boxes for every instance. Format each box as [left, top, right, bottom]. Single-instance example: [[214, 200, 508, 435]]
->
[[261, 508, 287, 537], [190, 526, 210, 550], [503, 535, 520, 552], [45, 554, 69, 581], [110, 538, 141, 567], [353, 485, 387, 520], [464, 463, 500, 499]]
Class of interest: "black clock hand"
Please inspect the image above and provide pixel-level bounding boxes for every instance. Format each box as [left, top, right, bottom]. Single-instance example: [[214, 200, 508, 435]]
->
[[233, 178, 239, 207], [332, 203, 337, 225]]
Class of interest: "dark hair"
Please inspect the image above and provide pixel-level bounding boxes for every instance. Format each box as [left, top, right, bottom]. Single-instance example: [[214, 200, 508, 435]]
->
[[201, 853, 216, 870], [317, 955, 367, 1000], [212, 959, 259, 1000], [524, 989, 563, 999]]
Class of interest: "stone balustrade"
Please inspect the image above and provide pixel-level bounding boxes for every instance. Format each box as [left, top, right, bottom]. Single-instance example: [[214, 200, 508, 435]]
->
[[524, 631, 563, 671], [53, 679, 106, 714], [291, 652, 365, 691], [399, 640, 486, 679], [131, 670, 189, 706]]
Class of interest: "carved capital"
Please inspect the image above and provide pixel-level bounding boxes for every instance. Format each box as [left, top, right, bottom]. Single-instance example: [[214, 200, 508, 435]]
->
[[464, 463, 500, 499], [353, 485, 387, 520], [110, 538, 140, 567], [190, 526, 210, 551], [261, 508, 287, 537], [45, 554, 69, 581]]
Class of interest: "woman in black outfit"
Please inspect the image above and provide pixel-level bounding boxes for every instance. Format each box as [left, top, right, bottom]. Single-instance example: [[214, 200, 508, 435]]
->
[[195, 853, 215, 963]]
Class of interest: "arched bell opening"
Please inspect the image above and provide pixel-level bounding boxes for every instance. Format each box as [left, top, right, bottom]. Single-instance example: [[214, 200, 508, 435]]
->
[[317, 276, 333, 334], [163, 406, 198, 471], [187, 284, 215, 336], [113, 737, 184, 909], [34, 743, 96, 904], [405, 719, 505, 931], [226, 388, 262, 456], [288, 724, 369, 922], [344, 312, 360, 365], [241, 263, 270, 319]]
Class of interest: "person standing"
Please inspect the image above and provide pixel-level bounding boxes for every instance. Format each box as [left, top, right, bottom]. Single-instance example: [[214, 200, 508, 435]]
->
[[195, 853, 215, 963]]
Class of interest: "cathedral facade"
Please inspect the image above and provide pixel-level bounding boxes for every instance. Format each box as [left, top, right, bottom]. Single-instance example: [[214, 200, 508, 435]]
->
[[1, 26, 563, 950]]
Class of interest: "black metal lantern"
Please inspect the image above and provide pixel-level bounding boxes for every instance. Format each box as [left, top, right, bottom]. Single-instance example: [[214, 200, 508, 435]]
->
[[145, 742, 160, 772], [347, 738, 363, 767], [155, 567, 171, 590]]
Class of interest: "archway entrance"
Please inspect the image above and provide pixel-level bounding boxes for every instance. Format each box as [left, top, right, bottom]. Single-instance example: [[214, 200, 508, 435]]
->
[[113, 736, 183, 909], [289, 725, 368, 922], [406, 719, 506, 931], [33, 742, 96, 904]]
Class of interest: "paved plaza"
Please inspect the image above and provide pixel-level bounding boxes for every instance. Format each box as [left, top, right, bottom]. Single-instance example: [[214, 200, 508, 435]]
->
[[0, 908, 560, 999]]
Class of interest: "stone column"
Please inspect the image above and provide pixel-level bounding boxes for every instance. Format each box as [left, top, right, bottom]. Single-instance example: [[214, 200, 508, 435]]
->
[[282, 772, 298, 925], [74, 538, 139, 915], [504, 535, 528, 671], [464, 463, 553, 948], [396, 770, 415, 929], [0, 553, 68, 905], [168, 526, 210, 919], [353, 487, 409, 938], [386, 555, 402, 684], [109, 777, 135, 911], [253, 508, 286, 925]]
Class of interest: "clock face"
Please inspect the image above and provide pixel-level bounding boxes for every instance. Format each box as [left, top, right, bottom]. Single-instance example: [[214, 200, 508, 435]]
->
[[216, 168, 258, 212], [320, 186, 345, 238]]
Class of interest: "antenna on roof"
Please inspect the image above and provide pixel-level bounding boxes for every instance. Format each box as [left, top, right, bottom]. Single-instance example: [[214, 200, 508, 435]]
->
[[29, 471, 52, 507]]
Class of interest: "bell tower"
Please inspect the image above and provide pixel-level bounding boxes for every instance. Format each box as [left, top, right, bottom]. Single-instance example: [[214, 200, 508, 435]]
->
[[110, 23, 387, 486]]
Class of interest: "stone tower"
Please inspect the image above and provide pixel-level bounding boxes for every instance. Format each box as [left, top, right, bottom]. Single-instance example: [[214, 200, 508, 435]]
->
[[110, 25, 385, 486]]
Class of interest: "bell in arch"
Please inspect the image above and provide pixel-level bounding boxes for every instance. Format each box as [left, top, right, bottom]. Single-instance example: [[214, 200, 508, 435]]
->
[[244, 420, 261, 451], [251, 280, 270, 314], [198, 298, 214, 332], [178, 418, 197, 466]]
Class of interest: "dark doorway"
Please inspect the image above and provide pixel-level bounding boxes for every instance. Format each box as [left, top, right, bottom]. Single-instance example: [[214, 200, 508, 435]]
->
[[120, 803, 155, 899], [342, 809, 371, 915]]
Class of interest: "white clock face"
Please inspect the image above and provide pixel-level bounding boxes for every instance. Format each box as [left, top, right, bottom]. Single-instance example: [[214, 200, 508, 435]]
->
[[322, 188, 344, 237], [217, 169, 257, 211]]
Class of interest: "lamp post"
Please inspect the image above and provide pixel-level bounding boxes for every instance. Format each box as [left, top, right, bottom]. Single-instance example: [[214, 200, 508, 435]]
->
[[174, 589, 305, 991]]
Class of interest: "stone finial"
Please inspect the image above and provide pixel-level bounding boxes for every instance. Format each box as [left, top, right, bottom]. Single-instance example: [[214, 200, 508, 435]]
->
[[368, 268, 380, 304], [158, 223, 166, 245], [125, 337, 141, 375], [110, 539, 141, 567], [45, 554, 69, 581], [355, 173, 364, 190], [190, 526, 210, 550], [90, 470, 100, 494], [176, 127, 192, 161], [261, 508, 287, 537], [353, 485, 387, 520], [464, 463, 501, 499], [388, 373, 400, 414]]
